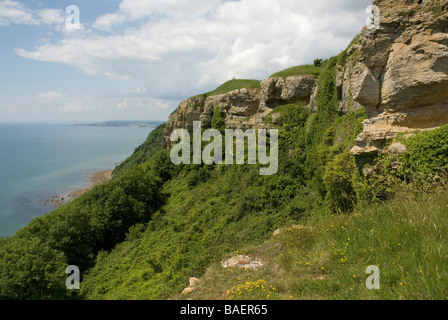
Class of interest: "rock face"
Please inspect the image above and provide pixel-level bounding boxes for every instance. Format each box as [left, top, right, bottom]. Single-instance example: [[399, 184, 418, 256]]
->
[[161, 75, 317, 149], [348, 0, 448, 155]]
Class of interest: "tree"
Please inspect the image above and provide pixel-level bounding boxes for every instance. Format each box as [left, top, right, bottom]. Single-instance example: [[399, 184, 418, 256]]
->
[[0, 236, 68, 300], [314, 59, 323, 67]]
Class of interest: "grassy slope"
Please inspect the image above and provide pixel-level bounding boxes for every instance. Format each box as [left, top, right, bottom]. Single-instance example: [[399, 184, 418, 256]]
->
[[270, 64, 322, 78], [205, 79, 261, 96], [181, 190, 448, 300], [81, 104, 315, 299]]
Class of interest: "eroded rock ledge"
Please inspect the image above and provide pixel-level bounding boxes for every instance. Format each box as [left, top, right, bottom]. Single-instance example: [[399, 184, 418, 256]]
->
[[161, 75, 317, 149]]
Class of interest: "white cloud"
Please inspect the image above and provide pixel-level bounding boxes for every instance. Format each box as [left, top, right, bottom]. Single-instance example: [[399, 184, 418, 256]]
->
[[134, 87, 147, 94], [0, 0, 64, 26], [36, 91, 64, 101], [16, 0, 372, 100], [58, 101, 84, 113], [93, 0, 222, 30], [37, 9, 66, 25], [0, 0, 34, 26], [116, 98, 128, 110]]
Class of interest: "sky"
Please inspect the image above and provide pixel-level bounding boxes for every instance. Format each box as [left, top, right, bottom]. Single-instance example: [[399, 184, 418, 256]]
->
[[0, 0, 372, 122]]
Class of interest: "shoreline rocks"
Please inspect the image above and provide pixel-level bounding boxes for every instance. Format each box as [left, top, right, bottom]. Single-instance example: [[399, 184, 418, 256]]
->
[[46, 169, 112, 208]]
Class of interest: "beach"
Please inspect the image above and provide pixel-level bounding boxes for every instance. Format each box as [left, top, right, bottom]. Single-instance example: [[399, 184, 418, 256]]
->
[[47, 169, 112, 207]]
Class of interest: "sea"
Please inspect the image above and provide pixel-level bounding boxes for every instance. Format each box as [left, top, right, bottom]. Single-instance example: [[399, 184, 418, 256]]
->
[[0, 122, 156, 238]]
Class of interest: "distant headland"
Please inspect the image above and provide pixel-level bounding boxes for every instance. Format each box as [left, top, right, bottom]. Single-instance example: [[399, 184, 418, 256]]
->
[[74, 120, 166, 128]]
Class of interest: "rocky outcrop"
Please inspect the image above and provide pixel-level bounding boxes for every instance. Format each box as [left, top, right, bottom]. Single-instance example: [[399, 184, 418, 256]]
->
[[221, 254, 264, 270], [161, 75, 317, 149], [260, 75, 317, 108], [181, 277, 200, 295], [348, 0, 448, 155]]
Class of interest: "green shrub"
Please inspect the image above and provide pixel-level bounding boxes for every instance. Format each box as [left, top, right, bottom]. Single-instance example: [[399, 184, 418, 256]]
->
[[113, 123, 166, 177], [211, 107, 226, 131], [323, 152, 357, 212], [402, 125, 448, 175]]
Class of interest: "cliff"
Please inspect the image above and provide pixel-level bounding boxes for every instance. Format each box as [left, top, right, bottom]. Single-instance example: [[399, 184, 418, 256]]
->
[[162, 0, 448, 156], [348, 0, 448, 155], [161, 75, 317, 148]]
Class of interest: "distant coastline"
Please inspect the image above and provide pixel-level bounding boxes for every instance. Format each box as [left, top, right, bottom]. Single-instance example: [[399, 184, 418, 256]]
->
[[47, 170, 113, 208], [74, 120, 165, 128]]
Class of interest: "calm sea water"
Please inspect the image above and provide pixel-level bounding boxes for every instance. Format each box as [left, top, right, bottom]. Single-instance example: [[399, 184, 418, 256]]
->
[[0, 123, 155, 237]]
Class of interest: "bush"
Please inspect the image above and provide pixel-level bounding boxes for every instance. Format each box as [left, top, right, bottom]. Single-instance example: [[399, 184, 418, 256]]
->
[[0, 236, 68, 300], [314, 59, 323, 67], [323, 152, 357, 212], [402, 125, 448, 175]]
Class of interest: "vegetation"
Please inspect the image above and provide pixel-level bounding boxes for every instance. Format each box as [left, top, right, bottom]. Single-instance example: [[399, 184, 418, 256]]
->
[[180, 189, 448, 300], [270, 64, 322, 78], [205, 79, 261, 97], [1, 34, 447, 300], [429, 4, 442, 15], [314, 59, 323, 67], [211, 107, 226, 132], [112, 123, 166, 177]]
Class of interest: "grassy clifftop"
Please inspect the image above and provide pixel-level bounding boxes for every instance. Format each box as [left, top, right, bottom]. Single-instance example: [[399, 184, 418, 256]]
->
[[270, 64, 322, 78], [205, 79, 261, 96]]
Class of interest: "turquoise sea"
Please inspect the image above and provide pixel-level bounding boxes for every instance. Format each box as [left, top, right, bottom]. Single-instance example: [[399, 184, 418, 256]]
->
[[0, 123, 155, 237]]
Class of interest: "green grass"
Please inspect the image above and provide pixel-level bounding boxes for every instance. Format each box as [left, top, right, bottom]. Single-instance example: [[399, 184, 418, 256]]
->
[[205, 79, 261, 97], [430, 5, 442, 15], [181, 190, 448, 300], [270, 64, 322, 78]]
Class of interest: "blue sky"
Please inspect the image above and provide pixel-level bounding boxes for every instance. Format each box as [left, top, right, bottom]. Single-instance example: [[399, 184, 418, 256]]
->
[[0, 0, 371, 122]]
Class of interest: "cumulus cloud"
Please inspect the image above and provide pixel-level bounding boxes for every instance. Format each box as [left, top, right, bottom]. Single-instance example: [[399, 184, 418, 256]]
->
[[16, 0, 372, 100], [34, 93, 173, 119], [93, 0, 222, 30], [0, 0, 64, 26], [36, 91, 65, 101], [37, 9, 66, 25]]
